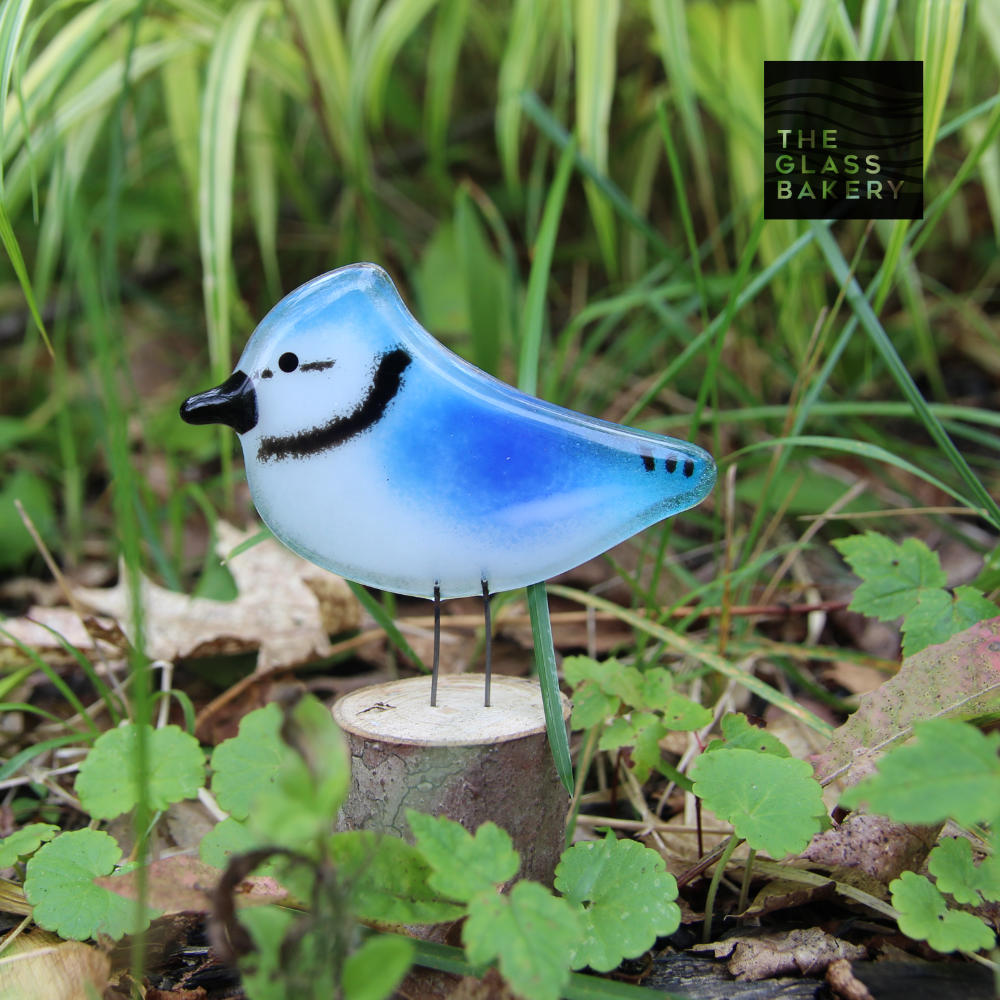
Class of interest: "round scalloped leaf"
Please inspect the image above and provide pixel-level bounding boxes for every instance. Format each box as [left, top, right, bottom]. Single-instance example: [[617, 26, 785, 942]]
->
[[24, 829, 157, 940], [75, 723, 205, 819], [463, 881, 580, 1000], [0, 823, 59, 866], [555, 837, 680, 971], [690, 748, 826, 857], [210, 702, 284, 820], [928, 837, 1000, 905], [890, 871, 995, 953]]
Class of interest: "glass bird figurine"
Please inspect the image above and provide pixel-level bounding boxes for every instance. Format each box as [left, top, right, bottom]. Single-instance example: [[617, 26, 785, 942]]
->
[[181, 263, 716, 704]]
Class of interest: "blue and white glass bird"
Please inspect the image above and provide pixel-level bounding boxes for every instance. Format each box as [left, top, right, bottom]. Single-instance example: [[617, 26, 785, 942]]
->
[[181, 263, 715, 704]]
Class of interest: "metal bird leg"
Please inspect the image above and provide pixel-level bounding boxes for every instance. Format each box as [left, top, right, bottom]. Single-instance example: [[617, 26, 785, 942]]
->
[[431, 583, 441, 707], [482, 580, 492, 708]]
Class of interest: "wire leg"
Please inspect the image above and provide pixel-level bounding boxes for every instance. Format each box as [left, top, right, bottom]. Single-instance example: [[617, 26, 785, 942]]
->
[[482, 579, 492, 708], [431, 583, 441, 707]]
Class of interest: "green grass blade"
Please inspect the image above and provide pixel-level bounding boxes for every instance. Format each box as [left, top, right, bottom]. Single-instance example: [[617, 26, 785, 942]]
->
[[0, 733, 91, 783], [517, 136, 575, 396], [810, 223, 1000, 530], [526, 582, 574, 795], [521, 92, 670, 254], [424, 0, 468, 171], [918, 0, 966, 171], [198, 0, 267, 380], [0, 194, 50, 353], [574, 0, 619, 274], [347, 582, 425, 673], [730, 434, 978, 510]]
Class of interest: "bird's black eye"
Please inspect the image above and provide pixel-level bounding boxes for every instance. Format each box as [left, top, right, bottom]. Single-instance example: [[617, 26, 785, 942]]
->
[[278, 352, 299, 373]]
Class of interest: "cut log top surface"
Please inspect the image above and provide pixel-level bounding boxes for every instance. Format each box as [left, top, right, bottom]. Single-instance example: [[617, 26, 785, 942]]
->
[[332, 674, 568, 747]]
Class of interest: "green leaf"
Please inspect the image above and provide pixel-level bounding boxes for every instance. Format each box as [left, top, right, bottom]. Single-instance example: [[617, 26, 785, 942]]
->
[[841, 719, 1000, 827], [210, 702, 284, 820], [902, 586, 998, 656], [890, 871, 995, 953], [342, 934, 415, 1000], [25, 829, 157, 940], [690, 748, 826, 856], [199, 816, 273, 873], [75, 723, 205, 819], [570, 681, 620, 730], [833, 533, 946, 624], [408, 812, 519, 902], [0, 823, 59, 866], [929, 837, 1000, 905], [329, 830, 465, 926], [597, 712, 666, 783], [0, 469, 56, 570], [705, 714, 791, 757], [463, 881, 580, 1000], [555, 836, 680, 972]]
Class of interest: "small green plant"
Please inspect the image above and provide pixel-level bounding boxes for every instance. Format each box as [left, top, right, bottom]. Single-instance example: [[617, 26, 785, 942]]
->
[[1, 694, 682, 1000], [564, 654, 711, 783], [843, 717, 1000, 955], [833, 532, 997, 656]]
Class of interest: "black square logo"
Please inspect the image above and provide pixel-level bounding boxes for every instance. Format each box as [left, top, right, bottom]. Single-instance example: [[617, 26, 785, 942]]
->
[[764, 61, 923, 220]]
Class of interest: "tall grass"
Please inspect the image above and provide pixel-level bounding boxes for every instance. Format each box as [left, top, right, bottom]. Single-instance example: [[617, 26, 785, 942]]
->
[[2, 0, 999, 779]]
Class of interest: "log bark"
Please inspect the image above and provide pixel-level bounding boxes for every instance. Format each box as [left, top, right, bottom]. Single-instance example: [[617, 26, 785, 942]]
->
[[332, 674, 570, 885]]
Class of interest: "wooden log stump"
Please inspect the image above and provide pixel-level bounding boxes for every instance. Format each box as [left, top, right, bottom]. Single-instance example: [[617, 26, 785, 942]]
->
[[332, 674, 571, 886]]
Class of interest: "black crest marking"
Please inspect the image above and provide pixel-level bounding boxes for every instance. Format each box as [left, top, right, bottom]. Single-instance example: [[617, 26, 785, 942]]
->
[[665, 456, 677, 474], [642, 453, 655, 472], [301, 359, 335, 372], [683, 459, 695, 477], [257, 347, 412, 462]]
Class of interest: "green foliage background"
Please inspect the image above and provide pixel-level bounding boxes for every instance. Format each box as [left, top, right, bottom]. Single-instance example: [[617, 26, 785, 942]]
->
[[3, 0, 999, 595]]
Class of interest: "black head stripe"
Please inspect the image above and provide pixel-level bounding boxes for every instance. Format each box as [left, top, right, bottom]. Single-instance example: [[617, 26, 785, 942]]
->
[[258, 348, 411, 462]]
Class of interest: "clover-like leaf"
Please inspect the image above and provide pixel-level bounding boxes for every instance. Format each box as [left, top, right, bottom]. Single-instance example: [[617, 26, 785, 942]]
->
[[25, 829, 158, 940], [0, 822, 59, 866], [210, 702, 284, 820], [407, 811, 519, 902], [890, 871, 995, 953], [463, 880, 580, 1000], [75, 723, 205, 819], [329, 830, 464, 925], [842, 719, 1000, 827], [635, 669, 711, 731], [555, 836, 680, 971], [705, 714, 791, 756], [342, 934, 414, 1000], [929, 837, 1000, 905], [690, 748, 826, 857]]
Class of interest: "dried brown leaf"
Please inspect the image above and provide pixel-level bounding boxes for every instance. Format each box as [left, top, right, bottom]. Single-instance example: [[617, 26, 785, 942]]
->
[[812, 617, 1000, 784], [75, 523, 361, 670], [693, 928, 866, 981], [0, 929, 110, 1000]]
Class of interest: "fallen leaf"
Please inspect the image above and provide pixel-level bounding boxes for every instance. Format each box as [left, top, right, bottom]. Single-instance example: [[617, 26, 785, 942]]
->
[[826, 957, 874, 1000], [0, 928, 110, 1000], [75, 523, 361, 670], [742, 875, 835, 917], [96, 855, 286, 914], [693, 927, 866, 981], [812, 617, 1000, 784], [0, 608, 124, 668], [801, 811, 940, 883]]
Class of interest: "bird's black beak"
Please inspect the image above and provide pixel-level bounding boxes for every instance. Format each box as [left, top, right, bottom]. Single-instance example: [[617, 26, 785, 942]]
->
[[180, 371, 258, 434]]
